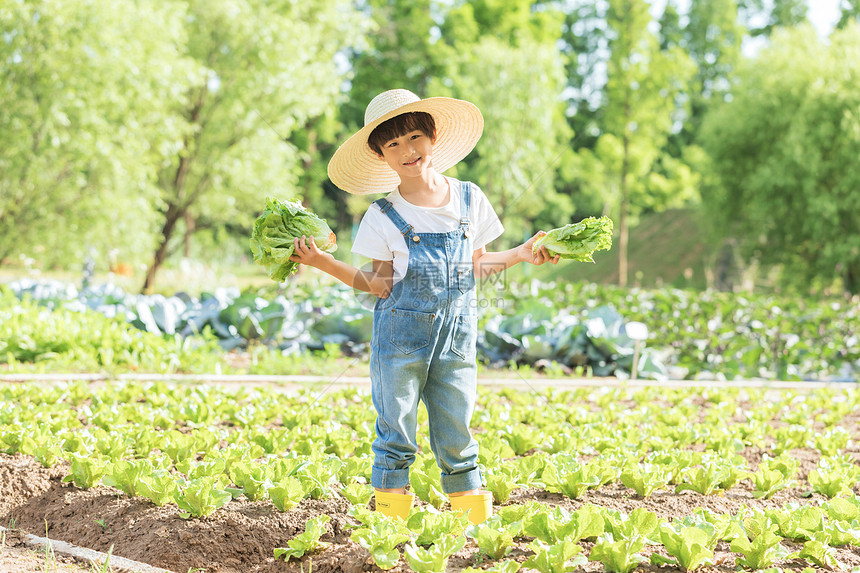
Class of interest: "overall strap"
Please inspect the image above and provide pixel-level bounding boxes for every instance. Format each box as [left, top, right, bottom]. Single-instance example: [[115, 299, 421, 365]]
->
[[373, 198, 414, 238], [459, 181, 472, 227]]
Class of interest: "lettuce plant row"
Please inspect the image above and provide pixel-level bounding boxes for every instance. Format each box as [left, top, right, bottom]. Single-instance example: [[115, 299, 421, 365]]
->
[[2, 381, 859, 571]]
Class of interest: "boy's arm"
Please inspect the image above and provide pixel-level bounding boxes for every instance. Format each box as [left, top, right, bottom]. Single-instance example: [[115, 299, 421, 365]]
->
[[472, 231, 559, 279], [290, 236, 394, 298]]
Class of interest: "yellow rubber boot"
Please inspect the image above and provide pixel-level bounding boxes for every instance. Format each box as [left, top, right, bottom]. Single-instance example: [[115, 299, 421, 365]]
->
[[374, 491, 414, 520], [449, 492, 493, 525]]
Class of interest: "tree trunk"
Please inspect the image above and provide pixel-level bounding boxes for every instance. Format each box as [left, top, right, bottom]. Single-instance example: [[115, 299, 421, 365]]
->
[[142, 204, 183, 294], [845, 262, 859, 294], [619, 134, 630, 288], [184, 211, 195, 258]]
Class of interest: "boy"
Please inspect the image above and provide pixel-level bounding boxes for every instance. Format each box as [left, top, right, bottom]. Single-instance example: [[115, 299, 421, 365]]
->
[[290, 89, 558, 523]]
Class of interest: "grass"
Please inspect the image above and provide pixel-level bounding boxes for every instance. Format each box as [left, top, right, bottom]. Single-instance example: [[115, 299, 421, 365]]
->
[[89, 546, 114, 573]]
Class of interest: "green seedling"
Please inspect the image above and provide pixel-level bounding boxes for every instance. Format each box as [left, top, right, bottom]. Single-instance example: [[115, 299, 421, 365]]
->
[[808, 458, 860, 498], [620, 462, 671, 498], [403, 535, 465, 573], [274, 515, 330, 561], [542, 458, 601, 499], [339, 481, 374, 506], [63, 453, 108, 490], [175, 477, 232, 518], [588, 533, 648, 573], [466, 517, 517, 560], [730, 526, 789, 569], [484, 464, 524, 504], [102, 458, 154, 498], [350, 518, 412, 570], [794, 531, 842, 569], [410, 468, 447, 509], [523, 503, 604, 545], [267, 477, 308, 512], [653, 521, 716, 571], [524, 539, 587, 573], [407, 507, 468, 547]]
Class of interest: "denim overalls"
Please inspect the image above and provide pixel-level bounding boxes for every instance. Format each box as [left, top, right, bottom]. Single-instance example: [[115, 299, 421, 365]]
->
[[369, 179, 483, 494]]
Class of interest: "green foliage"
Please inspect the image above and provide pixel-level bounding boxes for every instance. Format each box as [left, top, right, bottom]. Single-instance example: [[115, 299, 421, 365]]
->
[[620, 462, 672, 498], [655, 521, 717, 570], [339, 482, 374, 506], [751, 456, 797, 499], [102, 459, 155, 498], [588, 533, 648, 573], [602, 508, 661, 544], [350, 519, 412, 570], [523, 504, 604, 545], [795, 531, 842, 569], [137, 470, 178, 507], [808, 457, 860, 499], [403, 535, 465, 573], [175, 477, 232, 519], [406, 508, 468, 547], [0, 290, 223, 373], [523, 540, 586, 573], [729, 516, 790, 570], [62, 453, 108, 490], [274, 515, 330, 561], [267, 477, 308, 512], [466, 518, 517, 560], [675, 459, 749, 495], [700, 24, 860, 293], [484, 464, 524, 504], [410, 468, 447, 510], [0, 0, 190, 267]]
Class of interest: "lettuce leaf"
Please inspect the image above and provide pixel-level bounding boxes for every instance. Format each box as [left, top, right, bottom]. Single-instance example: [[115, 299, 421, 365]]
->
[[249, 197, 337, 282], [532, 216, 613, 262]]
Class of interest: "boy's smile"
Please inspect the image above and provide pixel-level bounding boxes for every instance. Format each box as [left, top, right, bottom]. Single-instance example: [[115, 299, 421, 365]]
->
[[377, 130, 436, 180]]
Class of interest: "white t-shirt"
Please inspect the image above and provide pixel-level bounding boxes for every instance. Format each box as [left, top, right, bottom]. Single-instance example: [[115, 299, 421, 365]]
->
[[351, 177, 504, 283]]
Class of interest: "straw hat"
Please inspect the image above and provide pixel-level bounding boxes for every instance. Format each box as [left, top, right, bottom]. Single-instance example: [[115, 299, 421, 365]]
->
[[327, 89, 483, 195]]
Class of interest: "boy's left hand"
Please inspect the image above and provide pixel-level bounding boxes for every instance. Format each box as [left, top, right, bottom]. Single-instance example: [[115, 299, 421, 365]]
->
[[290, 235, 331, 269], [520, 231, 560, 266]]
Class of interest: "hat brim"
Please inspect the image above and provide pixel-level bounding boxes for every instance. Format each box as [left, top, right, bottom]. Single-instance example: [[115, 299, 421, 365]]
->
[[327, 97, 483, 195]]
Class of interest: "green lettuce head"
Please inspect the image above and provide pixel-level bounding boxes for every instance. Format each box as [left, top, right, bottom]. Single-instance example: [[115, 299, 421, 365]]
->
[[250, 197, 337, 282], [532, 216, 613, 262]]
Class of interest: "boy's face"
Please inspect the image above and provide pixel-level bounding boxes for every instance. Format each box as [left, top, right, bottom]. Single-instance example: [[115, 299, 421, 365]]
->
[[376, 129, 436, 181]]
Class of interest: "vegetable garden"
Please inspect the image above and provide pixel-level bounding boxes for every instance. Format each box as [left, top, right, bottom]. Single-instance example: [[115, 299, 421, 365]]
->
[[2, 380, 860, 572], [2, 278, 860, 572], [2, 279, 859, 382]]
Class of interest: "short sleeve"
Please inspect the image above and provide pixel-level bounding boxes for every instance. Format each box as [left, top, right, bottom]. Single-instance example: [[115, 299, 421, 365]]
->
[[351, 207, 394, 261], [469, 183, 505, 250]]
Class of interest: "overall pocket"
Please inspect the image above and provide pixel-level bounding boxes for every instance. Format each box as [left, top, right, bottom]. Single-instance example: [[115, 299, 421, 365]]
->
[[457, 265, 475, 294], [451, 314, 478, 360], [389, 308, 434, 354]]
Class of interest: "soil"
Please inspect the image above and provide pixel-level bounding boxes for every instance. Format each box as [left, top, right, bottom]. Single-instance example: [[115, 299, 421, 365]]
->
[[2, 450, 860, 573], [0, 536, 92, 573]]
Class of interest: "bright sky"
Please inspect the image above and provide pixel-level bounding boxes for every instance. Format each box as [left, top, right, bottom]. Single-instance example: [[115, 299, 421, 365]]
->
[[807, 0, 841, 35]]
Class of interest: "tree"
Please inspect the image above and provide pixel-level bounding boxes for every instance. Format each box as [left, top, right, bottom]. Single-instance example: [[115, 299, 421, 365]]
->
[[599, 0, 695, 286], [142, 0, 365, 292], [837, 0, 860, 29], [740, 0, 808, 36], [429, 35, 570, 243], [0, 0, 194, 270], [699, 24, 860, 293]]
